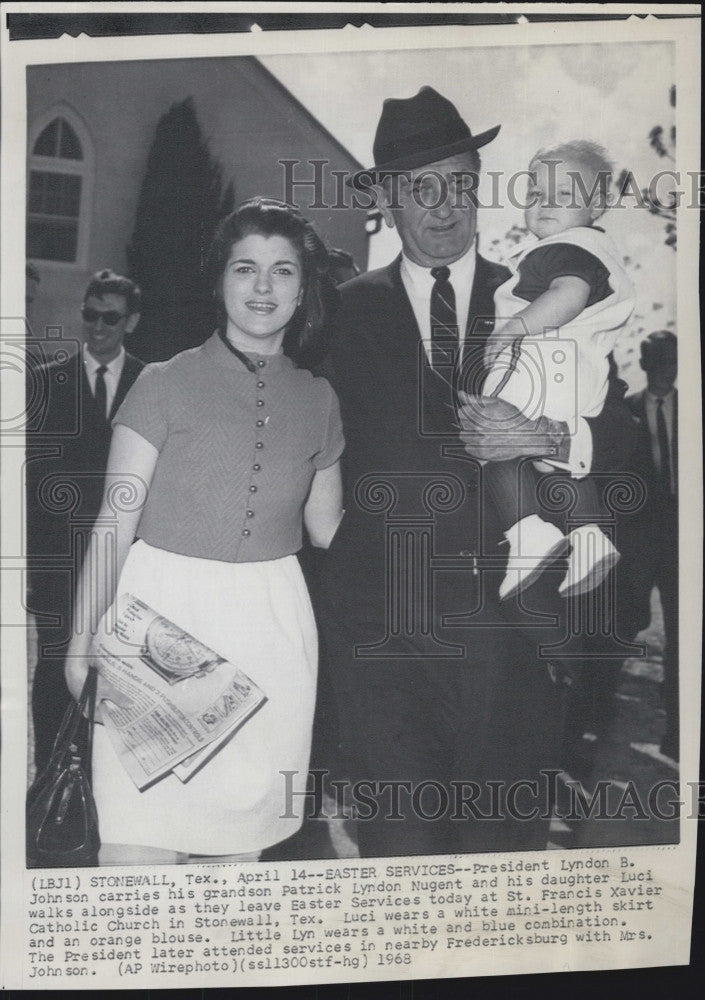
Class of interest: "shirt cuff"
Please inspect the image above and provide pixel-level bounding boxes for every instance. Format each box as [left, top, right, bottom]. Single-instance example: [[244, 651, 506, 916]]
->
[[542, 417, 592, 478]]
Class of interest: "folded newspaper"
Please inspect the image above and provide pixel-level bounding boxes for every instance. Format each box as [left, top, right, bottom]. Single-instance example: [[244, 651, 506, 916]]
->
[[90, 593, 266, 789]]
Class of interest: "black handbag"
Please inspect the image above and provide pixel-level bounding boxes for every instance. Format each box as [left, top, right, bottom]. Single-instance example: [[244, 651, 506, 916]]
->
[[26, 667, 101, 868]]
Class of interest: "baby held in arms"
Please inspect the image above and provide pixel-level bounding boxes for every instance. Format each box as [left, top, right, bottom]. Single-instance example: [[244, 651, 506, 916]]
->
[[480, 141, 635, 600]]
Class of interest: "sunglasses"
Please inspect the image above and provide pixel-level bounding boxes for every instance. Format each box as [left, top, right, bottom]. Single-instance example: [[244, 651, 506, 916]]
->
[[81, 306, 127, 327]]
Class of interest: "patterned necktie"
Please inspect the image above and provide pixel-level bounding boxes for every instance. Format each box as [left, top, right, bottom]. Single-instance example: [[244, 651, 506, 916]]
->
[[94, 365, 108, 420], [430, 265, 458, 371], [656, 397, 671, 494]]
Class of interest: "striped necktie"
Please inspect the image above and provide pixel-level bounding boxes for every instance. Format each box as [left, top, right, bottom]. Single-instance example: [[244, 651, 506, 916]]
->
[[430, 266, 458, 371], [94, 365, 107, 420]]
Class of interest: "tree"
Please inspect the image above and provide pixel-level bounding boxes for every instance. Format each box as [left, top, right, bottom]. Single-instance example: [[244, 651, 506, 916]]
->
[[126, 98, 235, 362], [616, 85, 676, 250]]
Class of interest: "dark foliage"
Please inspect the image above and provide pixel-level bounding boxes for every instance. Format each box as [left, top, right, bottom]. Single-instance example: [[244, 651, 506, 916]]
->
[[616, 86, 676, 251]]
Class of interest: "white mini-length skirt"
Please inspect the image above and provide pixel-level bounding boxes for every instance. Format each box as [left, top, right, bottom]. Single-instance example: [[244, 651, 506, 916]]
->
[[92, 540, 318, 855]]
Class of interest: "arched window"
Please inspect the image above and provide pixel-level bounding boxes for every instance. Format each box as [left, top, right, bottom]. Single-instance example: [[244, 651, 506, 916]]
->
[[27, 107, 93, 265]]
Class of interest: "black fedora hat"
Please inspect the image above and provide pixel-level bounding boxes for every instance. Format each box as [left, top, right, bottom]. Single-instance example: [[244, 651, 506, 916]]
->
[[350, 86, 500, 187]]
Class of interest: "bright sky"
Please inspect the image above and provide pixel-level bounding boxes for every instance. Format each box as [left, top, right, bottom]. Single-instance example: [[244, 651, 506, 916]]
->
[[262, 40, 678, 390]]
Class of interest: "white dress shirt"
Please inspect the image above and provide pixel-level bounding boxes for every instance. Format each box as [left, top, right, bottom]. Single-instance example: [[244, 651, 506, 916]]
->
[[83, 346, 126, 418], [400, 247, 476, 362], [399, 246, 593, 477], [644, 388, 676, 491]]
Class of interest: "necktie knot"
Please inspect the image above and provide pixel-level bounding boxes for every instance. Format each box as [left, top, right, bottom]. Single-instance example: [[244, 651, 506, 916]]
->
[[96, 365, 107, 377], [431, 266, 451, 283]]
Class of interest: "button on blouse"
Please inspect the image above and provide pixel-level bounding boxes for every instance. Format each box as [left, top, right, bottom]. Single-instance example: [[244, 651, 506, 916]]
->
[[113, 331, 344, 563]]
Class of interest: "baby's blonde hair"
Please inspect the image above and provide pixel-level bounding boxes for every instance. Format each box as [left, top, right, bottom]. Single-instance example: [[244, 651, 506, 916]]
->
[[531, 140, 614, 208]]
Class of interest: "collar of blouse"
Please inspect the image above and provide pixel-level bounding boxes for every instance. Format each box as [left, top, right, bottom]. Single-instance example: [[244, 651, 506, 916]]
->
[[208, 329, 294, 374]]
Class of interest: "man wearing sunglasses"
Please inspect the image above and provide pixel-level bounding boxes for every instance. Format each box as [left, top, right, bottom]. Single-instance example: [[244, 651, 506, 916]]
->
[[27, 269, 143, 772]]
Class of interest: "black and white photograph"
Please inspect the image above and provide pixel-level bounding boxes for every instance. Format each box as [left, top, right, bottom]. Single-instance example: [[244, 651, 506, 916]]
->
[[1, 4, 701, 991]]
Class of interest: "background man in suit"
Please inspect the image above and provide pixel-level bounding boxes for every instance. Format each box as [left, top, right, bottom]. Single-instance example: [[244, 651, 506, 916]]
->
[[319, 87, 637, 857], [620, 330, 678, 764], [27, 269, 143, 771]]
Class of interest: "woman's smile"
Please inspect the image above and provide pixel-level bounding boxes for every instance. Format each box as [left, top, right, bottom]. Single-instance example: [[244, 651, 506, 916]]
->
[[246, 299, 278, 314]]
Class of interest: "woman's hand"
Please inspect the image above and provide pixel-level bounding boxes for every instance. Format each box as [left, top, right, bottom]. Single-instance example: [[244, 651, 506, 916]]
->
[[64, 638, 133, 724], [64, 644, 91, 704]]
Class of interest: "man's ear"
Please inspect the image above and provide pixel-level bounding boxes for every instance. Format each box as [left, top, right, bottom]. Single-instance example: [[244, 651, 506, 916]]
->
[[371, 183, 396, 230], [125, 313, 141, 335]]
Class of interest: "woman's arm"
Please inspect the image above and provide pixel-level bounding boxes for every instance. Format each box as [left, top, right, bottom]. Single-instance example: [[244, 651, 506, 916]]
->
[[485, 274, 592, 367], [64, 424, 158, 706], [304, 461, 343, 549]]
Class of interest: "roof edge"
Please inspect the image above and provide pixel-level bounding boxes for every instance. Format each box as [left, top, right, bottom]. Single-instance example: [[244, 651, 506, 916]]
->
[[248, 56, 364, 171]]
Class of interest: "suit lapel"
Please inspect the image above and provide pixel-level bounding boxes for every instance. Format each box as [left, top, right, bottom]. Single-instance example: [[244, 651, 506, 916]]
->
[[386, 256, 424, 353], [465, 252, 506, 343], [109, 353, 143, 422], [458, 252, 506, 400], [634, 390, 653, 471], [80, 363, 106, 426], [386, 257, 458, 422], [672, 389, 678, 490]]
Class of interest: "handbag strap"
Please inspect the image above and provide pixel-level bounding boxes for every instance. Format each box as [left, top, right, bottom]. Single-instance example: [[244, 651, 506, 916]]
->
[[47, 666, 97, 768], [84, 667, 97, 786]]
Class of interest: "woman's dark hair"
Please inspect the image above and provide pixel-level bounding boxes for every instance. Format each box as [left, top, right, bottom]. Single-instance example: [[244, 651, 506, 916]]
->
[[207, 198, 339, 369]]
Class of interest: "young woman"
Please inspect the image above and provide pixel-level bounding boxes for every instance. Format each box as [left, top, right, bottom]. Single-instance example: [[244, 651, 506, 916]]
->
[[65, 198, 344, 864]]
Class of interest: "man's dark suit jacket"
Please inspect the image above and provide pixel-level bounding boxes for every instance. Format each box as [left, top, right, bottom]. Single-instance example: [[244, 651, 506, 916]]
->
[[26, 350, 144, 611], [320, 253, 637, 630], [26, 348, 144, 768], [626, 388, 678, 519], [617, 388, 678, 637]]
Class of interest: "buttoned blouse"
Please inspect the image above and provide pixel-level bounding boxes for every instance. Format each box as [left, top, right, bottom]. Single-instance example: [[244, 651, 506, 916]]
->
[[113, 331, 344, 562]]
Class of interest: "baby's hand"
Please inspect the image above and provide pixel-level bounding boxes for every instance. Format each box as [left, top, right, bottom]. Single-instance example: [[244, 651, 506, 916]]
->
[[484, 316, 529, 369], [483, 333, 506, 369]]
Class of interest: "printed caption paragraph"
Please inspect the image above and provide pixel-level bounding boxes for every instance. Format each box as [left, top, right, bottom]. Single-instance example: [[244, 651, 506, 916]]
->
[[25, 853, 671, 986]]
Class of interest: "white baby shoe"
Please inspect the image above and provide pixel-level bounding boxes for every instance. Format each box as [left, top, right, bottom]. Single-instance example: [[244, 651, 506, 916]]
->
[[559, 524, 620, 598], [499, 515, 570, 601]]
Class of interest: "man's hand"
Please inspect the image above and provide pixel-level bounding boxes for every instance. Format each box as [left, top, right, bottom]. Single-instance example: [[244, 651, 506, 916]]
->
[[458, 394, 569, 462]]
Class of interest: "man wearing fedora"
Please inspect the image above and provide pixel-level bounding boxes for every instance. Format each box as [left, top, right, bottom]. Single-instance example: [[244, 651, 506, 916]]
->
[[318, 87, 636, 857]]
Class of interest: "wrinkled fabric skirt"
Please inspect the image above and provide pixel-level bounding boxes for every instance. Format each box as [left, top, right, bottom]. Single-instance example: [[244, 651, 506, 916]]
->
[[93, 540, 317, 855]]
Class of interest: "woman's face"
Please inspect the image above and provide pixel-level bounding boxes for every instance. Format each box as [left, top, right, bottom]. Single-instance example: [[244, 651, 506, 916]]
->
[[221, 232, 303, 353]]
